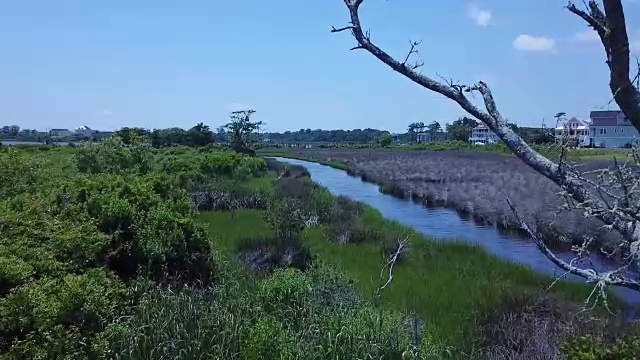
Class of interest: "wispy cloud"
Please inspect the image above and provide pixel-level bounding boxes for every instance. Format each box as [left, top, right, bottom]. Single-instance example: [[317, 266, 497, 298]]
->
[[513, 34, 556, 52], [466, 4, 492, 27]]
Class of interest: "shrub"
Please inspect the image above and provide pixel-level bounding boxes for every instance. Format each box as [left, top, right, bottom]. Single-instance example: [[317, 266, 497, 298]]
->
[[562, 334, 640, 360], [0, 269, 128, 358], [75, 137, 153, 174], [326, 218, 384, 244], [264, 197, 307, 245], [235, 236, 313, 273], [257, 268, 313, 326], [242, 316, 297, 360]]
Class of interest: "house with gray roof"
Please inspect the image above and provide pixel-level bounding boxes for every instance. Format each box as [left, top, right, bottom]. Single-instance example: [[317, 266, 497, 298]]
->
[[589, 110, 640, 148]]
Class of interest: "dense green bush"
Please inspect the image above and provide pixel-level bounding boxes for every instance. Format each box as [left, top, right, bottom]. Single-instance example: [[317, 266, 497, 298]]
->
[[0, 269, 128, 358], [0, 137, 268, 357]]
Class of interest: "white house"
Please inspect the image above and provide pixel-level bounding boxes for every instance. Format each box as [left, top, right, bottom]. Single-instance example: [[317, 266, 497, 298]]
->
[[469, 123, 499, 145], [74, 125, 97, 138], [590, 110, 640, 148], [554, 116, 590, 147]]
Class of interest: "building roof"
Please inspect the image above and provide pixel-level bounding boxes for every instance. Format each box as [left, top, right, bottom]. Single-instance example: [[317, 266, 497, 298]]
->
[[554, 116, 590, 130], [590, 109, 631, 126], [49, 129, 70, 132], [590, 110, 623, 118], [75, 125, 93, 131]]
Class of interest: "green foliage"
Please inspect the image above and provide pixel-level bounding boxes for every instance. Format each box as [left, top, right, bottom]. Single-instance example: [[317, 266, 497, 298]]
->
[[150, 123, 216, 148], [75, 136, 153, 174], [114, 127, 149, 145], [379, 133, 393, 147], [562, 334, 640, 360], [0, 269, 128, 358], [225, 109, 263, 155], [264, 197, 307, 244], [0, 139, 267, 357], [0, 148, 46, 200]]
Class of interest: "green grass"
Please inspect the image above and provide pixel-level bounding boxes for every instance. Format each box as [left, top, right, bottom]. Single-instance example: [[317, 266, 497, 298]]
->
[[304, 206, 595, 345], [199, 209, 270, 253], [198, 194, 597, 348]]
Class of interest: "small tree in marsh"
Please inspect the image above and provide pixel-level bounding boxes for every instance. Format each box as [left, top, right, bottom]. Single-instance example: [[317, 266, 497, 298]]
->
[[225, 109, 263, 155], [379, 133, 393, 147]]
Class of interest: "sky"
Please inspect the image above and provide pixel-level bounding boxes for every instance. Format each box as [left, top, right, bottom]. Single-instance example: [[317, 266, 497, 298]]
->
[[0, 0, 639, 133]]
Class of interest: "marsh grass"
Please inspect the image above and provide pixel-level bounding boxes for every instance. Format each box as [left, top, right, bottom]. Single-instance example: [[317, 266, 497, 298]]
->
[[198, 198, 599, 354], [305, 206, 600, 347]]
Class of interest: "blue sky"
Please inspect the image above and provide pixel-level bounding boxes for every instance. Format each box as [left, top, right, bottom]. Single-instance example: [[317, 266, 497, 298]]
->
[[1, 0, 638, 133]]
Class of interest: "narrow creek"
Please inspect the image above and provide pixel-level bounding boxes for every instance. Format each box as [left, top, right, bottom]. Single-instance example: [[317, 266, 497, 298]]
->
[[270, 157, 640, 309]]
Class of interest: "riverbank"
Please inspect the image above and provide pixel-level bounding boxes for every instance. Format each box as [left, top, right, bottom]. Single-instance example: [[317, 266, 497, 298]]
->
[[259, 148, 626, 253], [200, 157, 638, 358]]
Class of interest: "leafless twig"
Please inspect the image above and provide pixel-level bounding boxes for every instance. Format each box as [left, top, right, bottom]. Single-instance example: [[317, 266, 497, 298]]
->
[[375, 235, 409, 298]]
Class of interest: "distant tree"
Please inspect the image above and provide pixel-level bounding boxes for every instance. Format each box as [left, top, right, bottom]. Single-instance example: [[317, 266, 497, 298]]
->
[[216, 126, 229, 143], [115, 127, 149, 145], [426, 121, 442, 141], [446, 117, 476, 142], [225, 109, 263, 155], [379, 133, 392, 147], [187, 122, 215, 147], [407, 122, 425, 142]]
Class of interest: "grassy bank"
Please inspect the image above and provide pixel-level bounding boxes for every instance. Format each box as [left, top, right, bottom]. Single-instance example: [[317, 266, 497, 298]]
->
[[3, 140, 637, 358], [199, 158, 639, 358]]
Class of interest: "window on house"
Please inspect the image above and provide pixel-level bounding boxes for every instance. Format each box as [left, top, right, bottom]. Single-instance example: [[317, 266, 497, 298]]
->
[[615, 128, 617, 133], [621, 128, 624, 133]]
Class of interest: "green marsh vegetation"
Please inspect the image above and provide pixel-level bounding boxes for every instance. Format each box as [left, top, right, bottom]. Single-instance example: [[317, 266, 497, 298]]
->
[[1, 137, 639, 359]]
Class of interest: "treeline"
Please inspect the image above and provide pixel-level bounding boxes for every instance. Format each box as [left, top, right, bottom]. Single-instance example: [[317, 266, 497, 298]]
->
[[264, 128, 390, 144], [115, 110, 262, 155]]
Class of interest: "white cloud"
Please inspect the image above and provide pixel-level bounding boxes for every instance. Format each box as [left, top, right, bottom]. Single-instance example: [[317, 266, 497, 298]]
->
[[466, 4, 492, 27], [225, 102, 252, 113], [573, 29, 599, 43], [513, 34, 556, 52]]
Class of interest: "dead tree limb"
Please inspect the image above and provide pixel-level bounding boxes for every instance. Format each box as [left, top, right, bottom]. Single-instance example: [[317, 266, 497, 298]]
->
[[333, 0, 640, 292], [375, 236, 409, 298], [566, 1, 640, 130]]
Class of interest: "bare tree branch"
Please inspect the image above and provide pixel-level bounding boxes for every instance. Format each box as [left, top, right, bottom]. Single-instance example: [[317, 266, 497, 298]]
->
[[507, 198, 640, 292], [567, 0, 640, 130], [333, 0, 640, 292]]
